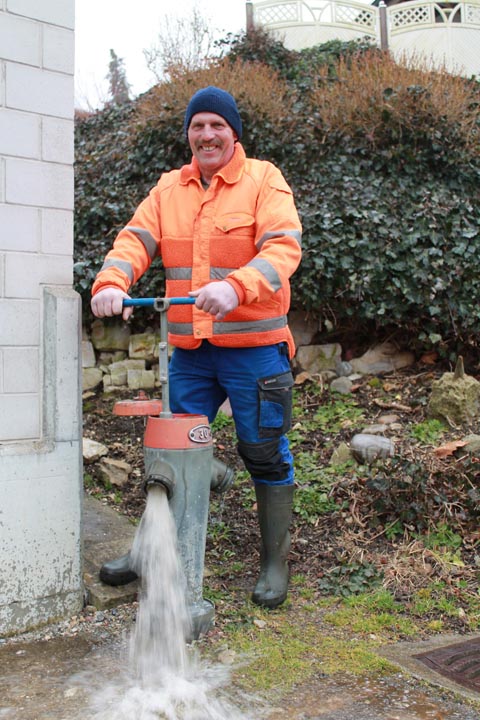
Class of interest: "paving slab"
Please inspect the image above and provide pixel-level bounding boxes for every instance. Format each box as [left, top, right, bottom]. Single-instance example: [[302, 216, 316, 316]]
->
[[83, 494, 140, 609]]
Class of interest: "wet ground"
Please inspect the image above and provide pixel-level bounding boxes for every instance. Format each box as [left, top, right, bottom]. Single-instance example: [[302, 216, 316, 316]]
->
[[268, 674, 480, 719], [1, 631, 480, 720]]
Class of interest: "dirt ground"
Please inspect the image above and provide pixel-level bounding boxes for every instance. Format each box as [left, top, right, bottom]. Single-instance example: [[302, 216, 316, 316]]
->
[[82, 359, 480, 636]]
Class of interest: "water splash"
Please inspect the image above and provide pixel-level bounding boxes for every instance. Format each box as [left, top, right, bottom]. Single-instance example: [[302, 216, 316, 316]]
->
[[88, 485, 256, 720]]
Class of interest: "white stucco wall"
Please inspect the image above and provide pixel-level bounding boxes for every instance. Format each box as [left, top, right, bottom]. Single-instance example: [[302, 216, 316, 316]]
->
[[0, 0, 83, 635]]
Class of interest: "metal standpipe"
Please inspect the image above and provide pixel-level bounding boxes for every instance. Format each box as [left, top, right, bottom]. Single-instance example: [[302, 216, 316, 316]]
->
[[116, 297, 234, 641]]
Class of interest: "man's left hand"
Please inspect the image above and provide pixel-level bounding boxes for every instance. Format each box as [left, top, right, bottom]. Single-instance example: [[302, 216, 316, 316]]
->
[[189, 281, 239, 321]]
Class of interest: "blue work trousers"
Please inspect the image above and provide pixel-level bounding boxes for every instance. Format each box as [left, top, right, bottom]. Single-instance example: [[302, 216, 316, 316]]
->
[[169, 341, 294, 486]]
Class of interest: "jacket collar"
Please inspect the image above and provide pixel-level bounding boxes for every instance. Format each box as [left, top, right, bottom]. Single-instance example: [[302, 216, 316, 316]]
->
[[180, 143, 246, 185]]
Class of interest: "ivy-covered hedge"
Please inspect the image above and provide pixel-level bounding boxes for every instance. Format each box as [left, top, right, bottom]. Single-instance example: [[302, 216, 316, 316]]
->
[[75, 32, 480, 352]]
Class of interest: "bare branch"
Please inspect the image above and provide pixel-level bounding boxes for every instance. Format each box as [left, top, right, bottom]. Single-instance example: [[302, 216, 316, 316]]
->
[[143, 4, 223, 83]]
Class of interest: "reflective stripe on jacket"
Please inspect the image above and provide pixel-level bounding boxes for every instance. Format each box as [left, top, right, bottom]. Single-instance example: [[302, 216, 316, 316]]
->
[[92, 143, 302, 356]]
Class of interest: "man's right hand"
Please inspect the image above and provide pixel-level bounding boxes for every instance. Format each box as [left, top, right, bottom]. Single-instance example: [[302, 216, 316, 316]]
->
[[91, 288, 133, 321]]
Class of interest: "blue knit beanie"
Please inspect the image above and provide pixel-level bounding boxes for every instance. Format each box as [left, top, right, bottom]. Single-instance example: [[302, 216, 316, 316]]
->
[[184, 86, 242, 139]]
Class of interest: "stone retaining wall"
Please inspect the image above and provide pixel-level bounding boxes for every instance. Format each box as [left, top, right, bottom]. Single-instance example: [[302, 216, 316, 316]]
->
[[82, 311, 416, 394]]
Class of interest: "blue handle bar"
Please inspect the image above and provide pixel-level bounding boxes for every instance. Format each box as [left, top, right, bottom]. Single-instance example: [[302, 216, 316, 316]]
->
[[123, 297, 195, 307]]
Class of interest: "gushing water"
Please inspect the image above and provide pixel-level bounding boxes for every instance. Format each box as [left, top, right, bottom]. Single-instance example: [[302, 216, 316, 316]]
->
[[129, 484, 190, 682], [89, 485, 255, 720]]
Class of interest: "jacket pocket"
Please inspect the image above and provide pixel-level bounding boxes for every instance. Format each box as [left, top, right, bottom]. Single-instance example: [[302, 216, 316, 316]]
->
[[257, 370, 294, 439], [215, 212, 255, 234]]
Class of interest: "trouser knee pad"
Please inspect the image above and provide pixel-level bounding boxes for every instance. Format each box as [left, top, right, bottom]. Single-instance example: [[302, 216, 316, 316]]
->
[[237, 437, 291, 483]]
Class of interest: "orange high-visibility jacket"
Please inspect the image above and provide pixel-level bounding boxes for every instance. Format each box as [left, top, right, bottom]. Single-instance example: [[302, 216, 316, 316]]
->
[[92, 143, 302, 357]]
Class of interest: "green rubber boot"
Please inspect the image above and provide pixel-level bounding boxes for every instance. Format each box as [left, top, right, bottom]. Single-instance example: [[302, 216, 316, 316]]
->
[[99, 552, 138, 586], [251, 484, 294, 609]]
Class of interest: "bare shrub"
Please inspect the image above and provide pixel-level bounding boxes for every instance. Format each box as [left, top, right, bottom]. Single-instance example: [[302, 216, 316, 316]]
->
[[133, 58, 294, 135], [312, 49, 480, 154]]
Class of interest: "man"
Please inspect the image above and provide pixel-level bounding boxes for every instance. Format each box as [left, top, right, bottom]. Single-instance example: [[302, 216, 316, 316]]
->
[[91, 86, 302, 608]]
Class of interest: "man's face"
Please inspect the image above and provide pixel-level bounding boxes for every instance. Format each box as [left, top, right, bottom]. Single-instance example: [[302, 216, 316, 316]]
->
[[187, 112, 237, 183]]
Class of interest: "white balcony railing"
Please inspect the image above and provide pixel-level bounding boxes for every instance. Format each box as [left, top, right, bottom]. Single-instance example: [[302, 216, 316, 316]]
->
[[253, 0, 377, 35], [250, 0, 480, 77]]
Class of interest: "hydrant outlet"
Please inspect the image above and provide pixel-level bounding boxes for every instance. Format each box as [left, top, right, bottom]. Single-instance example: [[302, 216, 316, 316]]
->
[[143, 458, 176, 499], [210, 458, 234, 494], [144, 474, 175, 500]]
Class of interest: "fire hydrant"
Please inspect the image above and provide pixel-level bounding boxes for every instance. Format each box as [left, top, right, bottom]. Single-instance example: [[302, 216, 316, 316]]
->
[[113, 297, 233, 639]]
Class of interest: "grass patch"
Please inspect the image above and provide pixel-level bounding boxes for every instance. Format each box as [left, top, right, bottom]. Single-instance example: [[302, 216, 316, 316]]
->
[[407, 580, 480, 629], [224, 607, 394, 692], [314, 637, 394, 676], [323, 590, 418, 639]]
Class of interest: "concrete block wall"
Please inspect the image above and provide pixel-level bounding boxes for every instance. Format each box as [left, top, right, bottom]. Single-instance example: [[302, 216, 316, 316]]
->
[[0, 0, 83, 635]]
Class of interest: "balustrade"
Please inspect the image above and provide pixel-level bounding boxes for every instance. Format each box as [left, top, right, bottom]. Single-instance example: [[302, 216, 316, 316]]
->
[[251, 0, 480, 76]]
